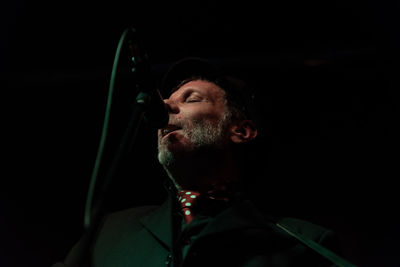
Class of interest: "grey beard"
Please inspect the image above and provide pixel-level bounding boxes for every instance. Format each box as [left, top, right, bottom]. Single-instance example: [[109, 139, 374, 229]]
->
[[157, 112, 230, 168], [157, 143, 175, 168]]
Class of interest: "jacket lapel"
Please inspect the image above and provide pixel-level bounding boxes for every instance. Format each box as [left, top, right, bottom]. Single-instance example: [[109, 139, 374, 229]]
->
[[139, 198, 174, 251]]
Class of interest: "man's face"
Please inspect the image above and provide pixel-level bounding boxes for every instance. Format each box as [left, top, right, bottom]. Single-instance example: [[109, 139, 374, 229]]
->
[[157, 79, 231, 166]]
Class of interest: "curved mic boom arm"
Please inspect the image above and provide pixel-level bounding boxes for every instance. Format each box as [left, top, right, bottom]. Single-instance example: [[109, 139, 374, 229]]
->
[[68, 28, 163, 267]]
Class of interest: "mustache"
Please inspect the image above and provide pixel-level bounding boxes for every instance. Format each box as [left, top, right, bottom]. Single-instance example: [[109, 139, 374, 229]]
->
[[166, 118, 184, 128], [158, 118, 186, 139]]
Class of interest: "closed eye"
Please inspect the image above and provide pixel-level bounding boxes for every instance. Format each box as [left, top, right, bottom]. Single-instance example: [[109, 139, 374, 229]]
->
[[184, 92, 203, 103], [186, 97, 201, 103], [180, 88, 206, 103]]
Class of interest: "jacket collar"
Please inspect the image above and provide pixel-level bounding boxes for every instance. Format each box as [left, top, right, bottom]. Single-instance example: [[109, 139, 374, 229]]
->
[[140, 196, 273, 250], [139, 197, 175, 250], [197, 199, 272, 239]]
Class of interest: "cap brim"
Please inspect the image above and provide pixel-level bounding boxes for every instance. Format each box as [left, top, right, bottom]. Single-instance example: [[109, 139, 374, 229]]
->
[[160, 57, 218, 97]]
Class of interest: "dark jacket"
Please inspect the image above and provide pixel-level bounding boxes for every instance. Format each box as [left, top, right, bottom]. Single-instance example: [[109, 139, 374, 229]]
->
[[55, 196, 344, 267]]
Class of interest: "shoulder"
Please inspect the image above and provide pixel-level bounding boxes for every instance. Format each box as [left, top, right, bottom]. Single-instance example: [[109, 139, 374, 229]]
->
[[275, 216, 342, 257], [244, 202, 333, 242], [58, 205, 164, 266], [276, 217, 333, 242]]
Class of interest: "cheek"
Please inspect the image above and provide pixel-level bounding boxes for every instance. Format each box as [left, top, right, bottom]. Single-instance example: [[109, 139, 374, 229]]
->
[[165, 106, 226, 141], [185, 108, 223, 127]]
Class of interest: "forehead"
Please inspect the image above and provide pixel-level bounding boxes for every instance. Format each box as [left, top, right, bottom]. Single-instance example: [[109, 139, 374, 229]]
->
[[169, 79, 226, 99]]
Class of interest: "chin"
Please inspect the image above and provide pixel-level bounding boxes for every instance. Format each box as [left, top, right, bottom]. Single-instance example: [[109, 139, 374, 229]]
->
[[157, 149, 175, 167], [158, 142, 197, 166], [160, 134, 194, 151]]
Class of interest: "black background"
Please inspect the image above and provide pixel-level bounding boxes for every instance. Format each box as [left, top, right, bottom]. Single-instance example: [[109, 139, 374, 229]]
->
[[1, 1, 399, 266]]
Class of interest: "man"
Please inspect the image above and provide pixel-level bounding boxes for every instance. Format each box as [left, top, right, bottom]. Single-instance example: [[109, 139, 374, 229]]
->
[[55, 58, 350, 267]]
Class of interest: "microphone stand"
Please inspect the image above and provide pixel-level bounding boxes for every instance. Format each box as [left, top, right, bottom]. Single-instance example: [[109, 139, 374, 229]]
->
[[63, 28, 158, 267]]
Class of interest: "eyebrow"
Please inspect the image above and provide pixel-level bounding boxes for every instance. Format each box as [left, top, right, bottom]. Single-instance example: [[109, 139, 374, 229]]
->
[[183, 88, 203, 96], [170, 87, 203, 100]]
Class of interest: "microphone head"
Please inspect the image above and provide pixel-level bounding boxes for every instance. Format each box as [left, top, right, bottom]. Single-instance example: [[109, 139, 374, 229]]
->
[[126, 28, 169, 129], [140, 90, 169, 129]]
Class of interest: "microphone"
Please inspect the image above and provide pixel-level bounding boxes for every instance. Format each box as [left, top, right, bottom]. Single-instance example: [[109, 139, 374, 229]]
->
[[136, 89, 169, 128], [126, 28, 169, 129]]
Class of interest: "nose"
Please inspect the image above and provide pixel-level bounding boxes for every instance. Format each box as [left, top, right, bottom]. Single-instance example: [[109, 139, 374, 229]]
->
[[164, 98, 179, 114]]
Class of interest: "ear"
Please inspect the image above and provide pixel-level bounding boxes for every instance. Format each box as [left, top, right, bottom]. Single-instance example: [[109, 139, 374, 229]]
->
[[229, 120, 258, 144]]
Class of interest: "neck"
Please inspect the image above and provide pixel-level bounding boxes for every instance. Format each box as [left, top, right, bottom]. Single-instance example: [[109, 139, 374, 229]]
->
[[163, 148, 240, 194]]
